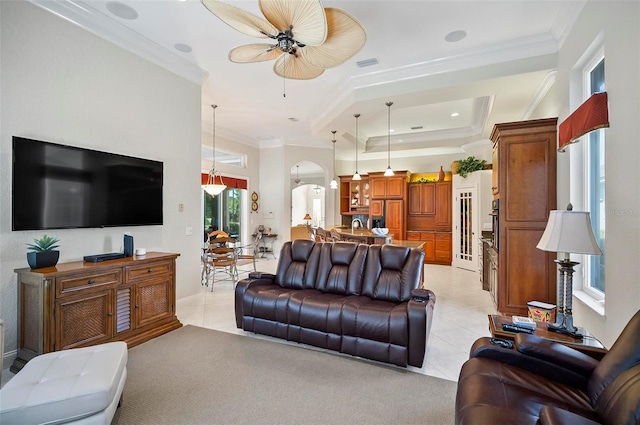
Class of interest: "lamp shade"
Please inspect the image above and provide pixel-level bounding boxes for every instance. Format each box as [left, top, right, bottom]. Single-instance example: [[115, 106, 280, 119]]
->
[[303, 213, 312, 220], [537, 210, 602, 255], [203, 183, 226, 196]]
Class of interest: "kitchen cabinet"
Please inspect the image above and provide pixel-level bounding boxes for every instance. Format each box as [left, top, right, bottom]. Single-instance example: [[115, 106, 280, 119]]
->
[[435, 182, 452, 227], [385, 199, 404, 240], [370, 199, 383, 217], [492, 142, 499, 199], [435, 233, 452, 263], [369, 171, 409, 199], [488, 246, 498, 308], [406, 179, 452, 264], [12, 252, 182, 372], [339, 175, 370, 215], [491, 118, 557, 316], [406, 231, 450, 265], [408, 183, 435, 216]]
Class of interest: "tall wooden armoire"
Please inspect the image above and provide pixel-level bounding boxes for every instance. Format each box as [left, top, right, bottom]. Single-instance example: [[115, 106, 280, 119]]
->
[[491, 118, 558, 316]]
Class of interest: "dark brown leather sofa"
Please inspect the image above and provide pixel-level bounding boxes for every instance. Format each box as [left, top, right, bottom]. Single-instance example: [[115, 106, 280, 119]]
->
[[235, 240, 435, 367], [455, 309, 640, 425]]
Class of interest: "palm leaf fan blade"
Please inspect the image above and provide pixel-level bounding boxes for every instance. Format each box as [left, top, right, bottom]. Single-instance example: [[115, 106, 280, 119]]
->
[[274, 54, 324, 80], [259, 0, 327, 46], [301, 7, 366, 69], [229, 44, 283, 63], [202, 0, 278, 38]]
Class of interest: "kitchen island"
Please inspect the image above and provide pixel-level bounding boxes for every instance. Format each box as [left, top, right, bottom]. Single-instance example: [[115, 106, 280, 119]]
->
[[327, 226, 424, 249]]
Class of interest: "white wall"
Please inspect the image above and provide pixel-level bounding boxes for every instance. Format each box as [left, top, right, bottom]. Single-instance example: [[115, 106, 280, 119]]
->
[[554, 1, 640, 347], [0, 2, 202, 356]]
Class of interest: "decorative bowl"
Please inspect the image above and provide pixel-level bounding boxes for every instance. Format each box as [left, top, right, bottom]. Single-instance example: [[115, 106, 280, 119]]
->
[[372, 228, 389, 236]]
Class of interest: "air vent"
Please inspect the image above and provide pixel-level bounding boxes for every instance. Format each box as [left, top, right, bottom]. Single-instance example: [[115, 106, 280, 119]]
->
[[288, 117, 299, 122], [116, 288, 131, 333], [410, 126, 424, 130], [356, 58, 379, 68]]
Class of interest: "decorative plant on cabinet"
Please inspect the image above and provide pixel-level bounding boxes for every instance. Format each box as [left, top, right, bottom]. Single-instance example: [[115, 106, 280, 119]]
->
[[26, 234, 60, 269]]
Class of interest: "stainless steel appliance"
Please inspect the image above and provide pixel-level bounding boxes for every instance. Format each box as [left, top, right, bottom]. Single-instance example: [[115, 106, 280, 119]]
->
[[491, 199, 499, 250]]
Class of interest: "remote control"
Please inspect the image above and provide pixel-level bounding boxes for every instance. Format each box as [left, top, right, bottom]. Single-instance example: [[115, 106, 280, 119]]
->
[[502, 323, 534, 334]]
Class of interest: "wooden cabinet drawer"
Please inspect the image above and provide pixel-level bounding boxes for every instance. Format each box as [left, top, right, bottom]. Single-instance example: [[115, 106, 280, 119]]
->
[[56, 270, 122, 298], [126, 260, 172, 282], [406, 232, 421, 241], [436, 240, 451, 251], [435, 234, 451, 251], [435, 251, 452, 262], [420, 232, 435, 241]]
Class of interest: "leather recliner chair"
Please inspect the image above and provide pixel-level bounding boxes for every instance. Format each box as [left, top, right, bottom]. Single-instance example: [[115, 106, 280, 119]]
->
[[455, 309, 640, 424]]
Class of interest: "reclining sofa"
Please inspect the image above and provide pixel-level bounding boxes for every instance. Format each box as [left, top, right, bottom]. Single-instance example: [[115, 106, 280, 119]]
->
[[455, 309, 640, 424], [235, 240, 435, 367]]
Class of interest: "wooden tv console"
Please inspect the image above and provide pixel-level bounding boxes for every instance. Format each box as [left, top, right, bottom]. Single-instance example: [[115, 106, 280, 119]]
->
[[12, 252, 182, 372]]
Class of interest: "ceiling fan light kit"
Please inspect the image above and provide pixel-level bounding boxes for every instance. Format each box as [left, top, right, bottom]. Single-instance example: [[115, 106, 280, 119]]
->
[[201, 0, 367, 83]]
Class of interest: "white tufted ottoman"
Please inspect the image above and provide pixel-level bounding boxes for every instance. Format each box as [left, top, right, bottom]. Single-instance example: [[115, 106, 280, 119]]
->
[[0, 342, 127, 425]]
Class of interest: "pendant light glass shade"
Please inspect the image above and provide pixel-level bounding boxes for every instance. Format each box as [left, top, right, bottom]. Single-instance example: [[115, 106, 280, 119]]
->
[[352, 113, 361, 181], [330, 130, 338, 189], [384, 101, 395, 177], [202, 104, 227, 196]]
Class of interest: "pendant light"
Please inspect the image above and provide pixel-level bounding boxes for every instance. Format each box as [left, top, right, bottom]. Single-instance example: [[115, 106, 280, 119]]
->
[[330, 130, 338, 189], [202, 104, 227, 196], [384, 101, 395, 177], [352, 113, 361, 181]]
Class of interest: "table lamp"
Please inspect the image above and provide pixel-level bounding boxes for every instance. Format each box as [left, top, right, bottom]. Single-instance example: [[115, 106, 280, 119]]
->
[[536, 204, 602, 338], [303, 213, 312, 226]]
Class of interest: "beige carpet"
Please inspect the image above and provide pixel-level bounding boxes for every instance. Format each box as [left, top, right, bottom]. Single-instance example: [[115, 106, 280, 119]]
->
[[113, 325, 457, 425]]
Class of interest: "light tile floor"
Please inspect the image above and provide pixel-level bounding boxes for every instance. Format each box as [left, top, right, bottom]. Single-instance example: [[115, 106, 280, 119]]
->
[[178, 257, 497, 382]]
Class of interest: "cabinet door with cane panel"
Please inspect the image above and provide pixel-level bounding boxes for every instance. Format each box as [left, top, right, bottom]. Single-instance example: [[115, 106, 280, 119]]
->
[[12, 252, 182, 373]]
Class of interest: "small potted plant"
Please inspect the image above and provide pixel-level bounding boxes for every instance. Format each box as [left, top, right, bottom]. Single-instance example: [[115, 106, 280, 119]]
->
[[26, 235, 60, 269], [456, 156, 487, 178]]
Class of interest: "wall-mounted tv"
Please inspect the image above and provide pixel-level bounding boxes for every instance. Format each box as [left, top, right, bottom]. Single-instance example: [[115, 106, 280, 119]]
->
[[12, 136, 163, 231]]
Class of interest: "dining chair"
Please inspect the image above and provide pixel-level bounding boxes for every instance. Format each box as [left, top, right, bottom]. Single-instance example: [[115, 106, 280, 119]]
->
[[316, 227, 327, 242], [235, 235, 260, 276], [329, 229, 343, 242], [201, 237, 238, 290]]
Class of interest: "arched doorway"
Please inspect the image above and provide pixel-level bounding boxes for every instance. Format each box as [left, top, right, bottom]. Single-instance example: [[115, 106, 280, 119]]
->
[[291, 161, 325, 240]]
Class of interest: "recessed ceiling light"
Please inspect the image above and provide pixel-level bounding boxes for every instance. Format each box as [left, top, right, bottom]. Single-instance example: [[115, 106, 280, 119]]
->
[[390, 129, 395, 133], [106, 1, 139, 20], [174, 43, 192, 53], [451, 112, 460, 117], [445, 30, 467, 43]]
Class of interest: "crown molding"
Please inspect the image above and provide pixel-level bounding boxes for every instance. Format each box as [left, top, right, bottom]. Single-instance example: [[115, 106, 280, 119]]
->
[[521, 70, 557, 120], [310, 33, 559, 136], [365, 96, 492, 152], [28, 0, 208, 85]]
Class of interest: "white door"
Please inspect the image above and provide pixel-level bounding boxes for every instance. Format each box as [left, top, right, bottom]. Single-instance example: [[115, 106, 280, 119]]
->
[[453, 186, 478, 271]]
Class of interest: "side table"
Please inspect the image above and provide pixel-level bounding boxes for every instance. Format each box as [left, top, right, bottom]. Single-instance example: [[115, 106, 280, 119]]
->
[[488, 314, 607, 360], [252, 233, 277, 259]]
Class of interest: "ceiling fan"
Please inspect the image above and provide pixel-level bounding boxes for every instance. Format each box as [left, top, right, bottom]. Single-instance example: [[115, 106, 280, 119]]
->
[[201, 0, 367, 83]]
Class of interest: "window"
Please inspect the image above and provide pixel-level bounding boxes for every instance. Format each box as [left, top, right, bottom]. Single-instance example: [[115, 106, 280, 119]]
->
[[584, 58, 605, 297], [204, 188, 244, 242], [571, 55, 606, 302]]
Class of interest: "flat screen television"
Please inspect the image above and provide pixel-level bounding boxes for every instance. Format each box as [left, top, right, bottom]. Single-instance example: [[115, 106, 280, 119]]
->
[[12, 136, 163, 230]]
